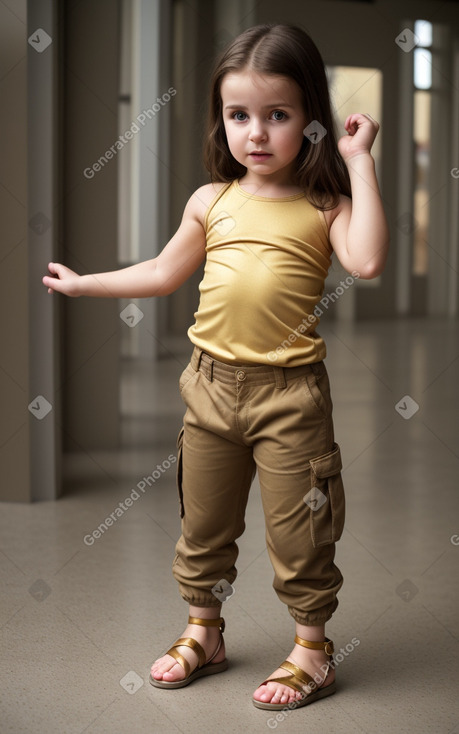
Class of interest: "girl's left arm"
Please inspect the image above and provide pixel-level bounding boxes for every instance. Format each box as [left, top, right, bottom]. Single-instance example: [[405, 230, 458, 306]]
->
[[328, 113, 390, 279]]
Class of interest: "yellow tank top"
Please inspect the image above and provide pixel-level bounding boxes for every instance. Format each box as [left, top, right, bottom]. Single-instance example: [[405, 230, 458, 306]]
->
[[188, 179, 333, 366]]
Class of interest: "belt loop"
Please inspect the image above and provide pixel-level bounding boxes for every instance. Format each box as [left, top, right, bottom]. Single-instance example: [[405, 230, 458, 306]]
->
[[209, 360, 214, 382], [196, 348, 204, 371], [273, 366, 287, 389]]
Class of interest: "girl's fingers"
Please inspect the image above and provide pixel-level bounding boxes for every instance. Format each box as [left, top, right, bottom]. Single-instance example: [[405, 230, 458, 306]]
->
[[46, 262, 67, 280], [344, 117, 358, 135], [344, 114, 361, 134], [43, 263, 80, 296], [43, 274, 60, 292], [44, 262, 67, 295], [343, 113, 379, 140], [346, 112, 377, 126]]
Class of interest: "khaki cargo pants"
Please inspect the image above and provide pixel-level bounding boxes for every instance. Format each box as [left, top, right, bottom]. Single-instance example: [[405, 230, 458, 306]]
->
[[172, 347, 345, 625]]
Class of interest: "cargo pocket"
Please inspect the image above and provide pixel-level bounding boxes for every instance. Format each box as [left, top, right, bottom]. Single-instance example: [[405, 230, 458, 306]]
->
[[176, 426, 185, 518], [307, 443, 345, 548]]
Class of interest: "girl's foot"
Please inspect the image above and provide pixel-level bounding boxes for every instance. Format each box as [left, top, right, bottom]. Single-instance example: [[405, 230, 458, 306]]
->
[[252, 641, 335, 706], [150, 620, 226, 683]]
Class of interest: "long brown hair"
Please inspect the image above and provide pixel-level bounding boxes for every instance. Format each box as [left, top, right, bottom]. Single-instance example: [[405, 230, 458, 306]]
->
[[203, 24, 351, 210]]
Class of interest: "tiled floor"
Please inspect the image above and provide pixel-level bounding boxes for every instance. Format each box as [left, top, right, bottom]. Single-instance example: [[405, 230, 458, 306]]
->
[[1, 319, 458, 734]]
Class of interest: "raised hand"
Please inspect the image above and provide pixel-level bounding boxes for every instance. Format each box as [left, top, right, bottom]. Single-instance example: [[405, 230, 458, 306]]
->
[[337, 113, 379, 163]]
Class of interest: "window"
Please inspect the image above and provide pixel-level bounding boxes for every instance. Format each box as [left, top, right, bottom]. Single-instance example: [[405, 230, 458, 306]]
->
[[412, 20, 433, 276], [327, 65, 383, 188]]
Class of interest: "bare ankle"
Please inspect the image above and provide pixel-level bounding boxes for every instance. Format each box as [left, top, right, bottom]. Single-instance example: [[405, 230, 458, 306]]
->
[[189, 604, 222, 620]]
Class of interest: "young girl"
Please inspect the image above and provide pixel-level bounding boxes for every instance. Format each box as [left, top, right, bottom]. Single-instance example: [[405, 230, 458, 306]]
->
[[43, 24, 389, 711]]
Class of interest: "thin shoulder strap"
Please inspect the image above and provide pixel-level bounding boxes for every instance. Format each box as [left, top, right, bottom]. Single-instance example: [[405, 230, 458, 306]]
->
[[204, 181, 234, 230]]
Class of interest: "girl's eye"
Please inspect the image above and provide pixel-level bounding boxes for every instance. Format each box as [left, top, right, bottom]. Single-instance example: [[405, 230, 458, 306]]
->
[[232, 111, 247, 122], [272, 110, 286, 121]]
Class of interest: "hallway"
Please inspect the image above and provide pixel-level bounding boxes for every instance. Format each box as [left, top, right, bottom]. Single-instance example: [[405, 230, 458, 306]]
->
[[2, 319, 458, 734]]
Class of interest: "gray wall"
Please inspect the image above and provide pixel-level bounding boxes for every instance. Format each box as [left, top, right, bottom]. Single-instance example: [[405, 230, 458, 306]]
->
[[0, 0, 120, 502], [62, 0, 121, 452], [0, 1, 30, 501]]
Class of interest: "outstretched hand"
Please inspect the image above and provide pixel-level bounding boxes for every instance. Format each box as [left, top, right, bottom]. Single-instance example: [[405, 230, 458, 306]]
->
[[42, 262, 81, 296], [337, 113, 379, 163]]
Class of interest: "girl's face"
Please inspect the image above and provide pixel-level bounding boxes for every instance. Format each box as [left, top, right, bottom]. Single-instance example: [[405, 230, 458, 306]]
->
[[220, 70, 308, 185]]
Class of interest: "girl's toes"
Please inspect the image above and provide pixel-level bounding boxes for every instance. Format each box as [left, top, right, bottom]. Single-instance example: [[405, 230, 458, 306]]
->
[[151, 662, 168, 679], [150, 655, 180, 681], [270, 685, 283, 703], [280, 686, 293, 703], [254, 687, 266, 701], [254, 684, 270, 702], [162, 667, 177, 680], [162, 662, 185, 682]]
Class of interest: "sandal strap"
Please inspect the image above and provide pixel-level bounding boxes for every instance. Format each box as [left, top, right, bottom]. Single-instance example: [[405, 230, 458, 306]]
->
[[280, 660, 316, 690], [163, 619, 225, 677], [260, 658, 334, 697], [165, 637, 207, 678], [188, 615, 225, 633], [294, 635, 334, 656], [256, 639, 335, 697], [258, 660, 316, 696]]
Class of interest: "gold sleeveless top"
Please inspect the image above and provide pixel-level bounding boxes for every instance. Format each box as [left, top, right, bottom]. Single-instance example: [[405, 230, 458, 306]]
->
[[188, 180, 333, 366]]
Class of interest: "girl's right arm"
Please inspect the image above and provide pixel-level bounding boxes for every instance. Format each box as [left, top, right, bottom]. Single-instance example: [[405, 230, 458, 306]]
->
[[42, 188, 210, 298]]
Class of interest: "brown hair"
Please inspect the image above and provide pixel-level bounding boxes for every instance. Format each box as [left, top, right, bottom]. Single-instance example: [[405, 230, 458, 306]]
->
[[203, 24, 351, 209]]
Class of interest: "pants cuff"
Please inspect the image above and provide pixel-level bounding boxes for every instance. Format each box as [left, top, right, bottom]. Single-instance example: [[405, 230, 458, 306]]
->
[[288, 598, 338, 626], [177, 583, 223, 608]]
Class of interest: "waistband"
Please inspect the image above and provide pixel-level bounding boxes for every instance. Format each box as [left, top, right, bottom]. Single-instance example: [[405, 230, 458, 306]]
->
[[190, 347, 324, 388]]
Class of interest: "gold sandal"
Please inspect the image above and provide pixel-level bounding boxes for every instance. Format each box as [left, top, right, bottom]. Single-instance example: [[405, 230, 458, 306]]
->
[[149, 616, 228, 689], [252, 636, 336, 710]]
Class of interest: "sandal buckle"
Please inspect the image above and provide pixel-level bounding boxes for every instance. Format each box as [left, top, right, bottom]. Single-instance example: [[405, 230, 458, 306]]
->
[[324, 640, 334, 656]]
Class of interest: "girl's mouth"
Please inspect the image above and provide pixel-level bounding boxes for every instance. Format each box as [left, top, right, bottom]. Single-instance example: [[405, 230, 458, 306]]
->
[[249, 152, 272, 161]]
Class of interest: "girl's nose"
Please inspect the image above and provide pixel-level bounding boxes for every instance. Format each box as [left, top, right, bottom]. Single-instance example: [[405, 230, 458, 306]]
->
[[249, 119, 267, 143]]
